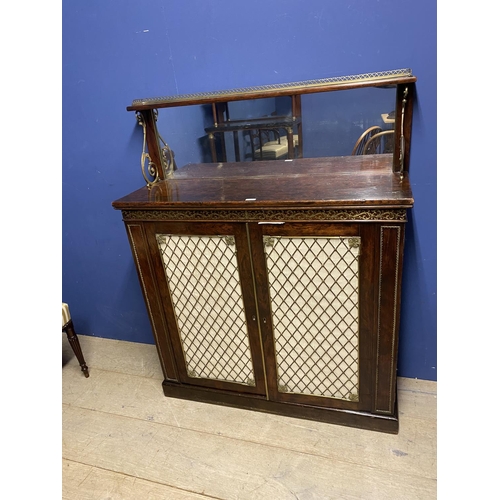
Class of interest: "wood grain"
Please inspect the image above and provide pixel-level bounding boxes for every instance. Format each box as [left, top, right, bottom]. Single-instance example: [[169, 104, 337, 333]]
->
[[63, 337, 436, 498], [112, 156, 413, 210], [63, 405, 435, 500], [63, 366, 436, 479], [63, 460, 211, 500]]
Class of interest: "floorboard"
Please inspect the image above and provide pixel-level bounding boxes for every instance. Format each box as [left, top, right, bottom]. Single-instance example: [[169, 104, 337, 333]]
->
[[62, 335, 437, 499]]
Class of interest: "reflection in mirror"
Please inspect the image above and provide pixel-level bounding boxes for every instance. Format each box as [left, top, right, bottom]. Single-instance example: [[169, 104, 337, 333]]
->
[[302, 86, 396, 158], [154, 85, 397, 168]]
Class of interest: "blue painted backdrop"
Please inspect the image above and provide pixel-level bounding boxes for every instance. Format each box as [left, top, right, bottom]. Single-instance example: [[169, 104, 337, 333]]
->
[[62, 0, 437, 380]]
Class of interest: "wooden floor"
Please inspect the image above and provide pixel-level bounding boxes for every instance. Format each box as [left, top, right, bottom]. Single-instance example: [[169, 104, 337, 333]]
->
[[62, 335, 437, 500]]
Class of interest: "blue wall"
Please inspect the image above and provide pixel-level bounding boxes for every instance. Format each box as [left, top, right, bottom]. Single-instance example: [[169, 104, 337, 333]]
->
[[63, 0, 437, 380]]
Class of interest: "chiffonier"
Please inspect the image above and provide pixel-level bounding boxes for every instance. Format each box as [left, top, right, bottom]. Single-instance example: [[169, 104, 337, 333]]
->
[[112, 69, 416, 433]]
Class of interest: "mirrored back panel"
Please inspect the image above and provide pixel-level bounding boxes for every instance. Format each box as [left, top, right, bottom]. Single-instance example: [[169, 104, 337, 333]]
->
[[128, 69, 416, 184]]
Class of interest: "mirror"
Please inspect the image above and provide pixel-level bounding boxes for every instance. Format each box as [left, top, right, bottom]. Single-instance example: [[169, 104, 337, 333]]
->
[[128, 68, 416, 184], [154, 86, 397, 168]]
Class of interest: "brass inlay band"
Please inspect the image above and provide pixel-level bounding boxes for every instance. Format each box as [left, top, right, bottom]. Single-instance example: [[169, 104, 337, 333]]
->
[[122, 208, 407, 222]]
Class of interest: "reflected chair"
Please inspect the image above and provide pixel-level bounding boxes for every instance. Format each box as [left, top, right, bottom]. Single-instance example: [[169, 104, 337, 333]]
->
[[351, 126, 382, 155], [254, 134, 299, 161], [362, 130, 395, 155], [62, 302, 89, 377]]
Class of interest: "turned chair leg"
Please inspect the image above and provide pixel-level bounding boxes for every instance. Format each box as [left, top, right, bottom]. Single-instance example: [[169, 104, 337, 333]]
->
[[63, 319, 89, 378]]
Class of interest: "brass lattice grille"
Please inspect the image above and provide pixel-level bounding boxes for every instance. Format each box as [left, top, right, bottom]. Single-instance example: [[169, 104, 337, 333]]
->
[[157, 234, 255, 385], [263, 236, 360, 401]]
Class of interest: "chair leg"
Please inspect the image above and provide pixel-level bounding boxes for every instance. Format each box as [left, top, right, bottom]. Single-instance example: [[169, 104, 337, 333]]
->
[[64, 320, 89, 377]]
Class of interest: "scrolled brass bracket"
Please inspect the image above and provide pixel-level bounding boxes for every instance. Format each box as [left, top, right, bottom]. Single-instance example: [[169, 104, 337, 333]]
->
[[153, 109, 176, 179], [137, 112, 160, 188]]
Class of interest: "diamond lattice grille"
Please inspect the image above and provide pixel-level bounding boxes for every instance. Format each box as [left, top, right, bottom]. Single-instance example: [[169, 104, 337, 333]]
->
[[157, 234, 255, 385], [264, 236, 360, 401]]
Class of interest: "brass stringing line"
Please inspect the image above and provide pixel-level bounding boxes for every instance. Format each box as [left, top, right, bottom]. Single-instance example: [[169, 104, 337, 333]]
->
[[375, 228, 384, 410], [136, 112, 159, 187], [375, 226, 400, 413], [399, 87, 408, 179], [388, 227, 401, 411]]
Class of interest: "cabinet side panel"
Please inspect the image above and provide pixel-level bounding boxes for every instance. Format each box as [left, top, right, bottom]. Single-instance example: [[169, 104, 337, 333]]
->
[[125, 223, 179, 381], [374, 225, 404, 413]]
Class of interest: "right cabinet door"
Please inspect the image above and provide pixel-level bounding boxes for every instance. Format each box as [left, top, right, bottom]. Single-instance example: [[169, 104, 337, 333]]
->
[[249, 222, 381, 412]]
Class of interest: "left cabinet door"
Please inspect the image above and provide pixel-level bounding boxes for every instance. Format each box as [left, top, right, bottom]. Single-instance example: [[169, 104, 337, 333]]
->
[[143, 221, 267, 396]]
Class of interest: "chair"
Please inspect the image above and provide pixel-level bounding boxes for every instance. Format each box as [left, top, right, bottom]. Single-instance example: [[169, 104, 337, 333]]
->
[[62, 303, 89, 377], [351, 126, 382, 155], [362, 130, 395, 155], [253, 134, 299, 161]]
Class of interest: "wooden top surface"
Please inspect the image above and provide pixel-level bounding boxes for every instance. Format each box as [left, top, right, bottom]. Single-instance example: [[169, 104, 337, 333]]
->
[[112, 155, 414, 210]]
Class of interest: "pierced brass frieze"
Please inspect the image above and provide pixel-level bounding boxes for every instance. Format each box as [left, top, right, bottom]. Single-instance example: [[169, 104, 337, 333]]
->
[[122, 208, 407, 222]]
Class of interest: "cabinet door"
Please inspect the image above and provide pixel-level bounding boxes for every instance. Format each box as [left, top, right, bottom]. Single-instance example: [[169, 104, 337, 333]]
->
[[144, 222, 267, 396], [249, 222, 374, 411]]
